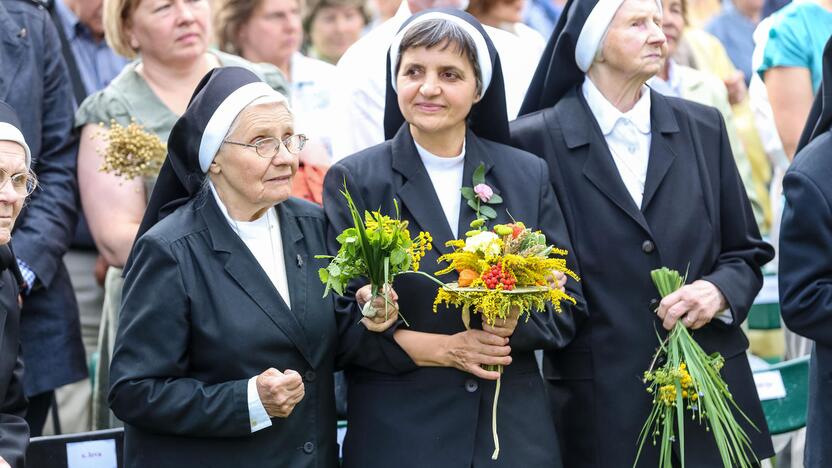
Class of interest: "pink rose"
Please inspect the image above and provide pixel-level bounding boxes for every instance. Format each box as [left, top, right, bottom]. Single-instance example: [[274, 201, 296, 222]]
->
[[473, 183, 493, 202]]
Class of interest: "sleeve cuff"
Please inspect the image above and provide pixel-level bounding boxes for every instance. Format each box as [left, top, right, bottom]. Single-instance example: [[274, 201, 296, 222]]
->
[[247, 376, 272, 433], [715, 309, 734, 325], [15, 258, 36, 294]]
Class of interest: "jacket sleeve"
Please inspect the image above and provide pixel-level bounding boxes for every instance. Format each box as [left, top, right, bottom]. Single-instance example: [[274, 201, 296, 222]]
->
[[323, 163, 418, 374], [13, 14, 78, 289], [0, 350, 28, 467], [779, 167, 832, 346], [109, 234, 251, 437], [700, 108, 774, 326], [506, 158, 588, 352]]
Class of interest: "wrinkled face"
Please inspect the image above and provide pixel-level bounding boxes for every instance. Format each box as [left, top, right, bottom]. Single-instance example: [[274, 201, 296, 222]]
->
[[308, 5, 366, 63], [396, 44, 480, 138], [0, 142, 27, 245], [238, 0, 302, 67], [210, 102, 298, 218], [661, 0, 684, 56], [599, 0, 667, 81], [127, 0, 211, 63], [407, 0, 464, 13]]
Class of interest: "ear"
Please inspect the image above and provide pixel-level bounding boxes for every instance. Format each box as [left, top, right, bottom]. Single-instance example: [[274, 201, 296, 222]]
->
[[209, 160, 221, 174]]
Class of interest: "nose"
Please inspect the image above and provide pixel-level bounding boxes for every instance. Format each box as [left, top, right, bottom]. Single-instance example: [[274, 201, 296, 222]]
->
[[0, 178, 19, 202], [419, 75, 441, 96], [175, 0, 196, 23], [648, 20, 667, 46]]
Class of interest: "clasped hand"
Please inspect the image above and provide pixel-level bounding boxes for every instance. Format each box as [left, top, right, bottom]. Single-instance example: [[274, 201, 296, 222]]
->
[[256, 368, 305, 418], [355, 284, 400, 332], [656, 280, 728, 330]]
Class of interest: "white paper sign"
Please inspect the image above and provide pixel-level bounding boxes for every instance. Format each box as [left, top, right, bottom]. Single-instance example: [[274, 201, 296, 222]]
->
[[754, 370, 787, 401], [66, 439, 118, 468]]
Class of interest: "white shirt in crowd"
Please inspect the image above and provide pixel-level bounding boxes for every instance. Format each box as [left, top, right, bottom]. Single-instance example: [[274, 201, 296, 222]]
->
[[290, 52, 338, 159], [209, 182, 290, 433], [331, 1, 544, 161], [414, 139, 466, 238]]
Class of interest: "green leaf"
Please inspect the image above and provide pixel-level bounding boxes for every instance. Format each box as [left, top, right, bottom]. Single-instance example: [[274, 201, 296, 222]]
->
[[318, 268, 329, 283], [461, 187, 475, 199], [467, 199, 479, 212], [390, 248, 407, 265], [472, 163, 486, 186], [487, 193, 503, 204], [480, 205, 497, 219]]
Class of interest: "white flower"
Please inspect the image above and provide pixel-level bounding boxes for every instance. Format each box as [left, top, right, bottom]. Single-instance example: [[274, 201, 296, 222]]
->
[[463, 231, 501, 257]]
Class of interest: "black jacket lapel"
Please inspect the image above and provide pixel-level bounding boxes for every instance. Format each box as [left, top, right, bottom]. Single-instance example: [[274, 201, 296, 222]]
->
[[201, 196, 314, 365], [641, 91, 681, 211], [456, 132, 497, 237], [391, 126, 457, 254]]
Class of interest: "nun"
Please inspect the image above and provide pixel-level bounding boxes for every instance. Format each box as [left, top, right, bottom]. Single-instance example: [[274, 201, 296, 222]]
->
[[0, 101, 35, 468], [108, 67, 398, 467], [509, 0, 775, 465], [779, 37, 832, 468], [322, 9, 584, 468]]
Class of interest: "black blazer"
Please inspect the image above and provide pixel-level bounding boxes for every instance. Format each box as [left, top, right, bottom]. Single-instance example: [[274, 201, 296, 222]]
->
[[0, 267, 26, 467], [779, 129, 832, 468], [109, 194, 338, 468], [511, 87, 775, 468], [323, 125, 585, 468]]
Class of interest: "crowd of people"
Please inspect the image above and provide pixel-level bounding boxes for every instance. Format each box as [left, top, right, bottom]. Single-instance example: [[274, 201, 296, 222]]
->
[[0, 0, 830, 465]]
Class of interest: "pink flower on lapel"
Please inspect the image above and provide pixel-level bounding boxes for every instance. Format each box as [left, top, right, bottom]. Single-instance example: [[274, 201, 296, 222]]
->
[[473, 184, 493, 202]]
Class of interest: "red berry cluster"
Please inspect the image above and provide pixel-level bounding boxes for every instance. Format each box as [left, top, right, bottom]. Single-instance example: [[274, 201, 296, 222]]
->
[[481, 263, 516, 290]]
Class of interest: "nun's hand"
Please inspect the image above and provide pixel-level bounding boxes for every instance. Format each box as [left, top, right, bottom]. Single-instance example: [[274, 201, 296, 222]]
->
[[442, 330, 512, 380], [482, 306, 521, 338], [656, 280, 728, 331], [547, 271, 567, 293], [356, 284, 400, 332], [256, 368, 305, 418]]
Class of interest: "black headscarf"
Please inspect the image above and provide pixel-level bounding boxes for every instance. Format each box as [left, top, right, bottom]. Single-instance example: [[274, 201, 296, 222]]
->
[[382, 8, 510, 145], [519, 0, 597, 116], [796, 36, 832, 152], [0, 100, 30, 288]]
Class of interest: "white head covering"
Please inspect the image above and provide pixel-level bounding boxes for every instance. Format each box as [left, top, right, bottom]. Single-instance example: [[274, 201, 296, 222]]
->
[[198, 82, 289, 172], [574, 0, 663, 73], [388, 11, 494, 93]]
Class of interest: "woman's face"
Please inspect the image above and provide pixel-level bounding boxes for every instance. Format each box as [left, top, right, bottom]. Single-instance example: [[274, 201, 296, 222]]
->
[[660, 0, 684, 57], [210, 103, 299, 219], [0, 142, 27, 245], [599, 0, 667, 81], [396, 44, 480, 139], [237, 0, 303, 68], [127, 0, 211, 63], [308, 5, 366, 63], [484, 0, 525, 25]]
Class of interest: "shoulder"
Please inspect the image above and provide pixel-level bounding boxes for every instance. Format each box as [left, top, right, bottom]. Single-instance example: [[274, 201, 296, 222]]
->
[[659, 92, 723, 131], [139, 198, 207, 248], [75, 66, 137, 128], [789, 131, 832, 187], [282, 196, 325, 220], [510, 107, 556, 137], [2, 0, 50, 31], [331, 141, 394, 174]]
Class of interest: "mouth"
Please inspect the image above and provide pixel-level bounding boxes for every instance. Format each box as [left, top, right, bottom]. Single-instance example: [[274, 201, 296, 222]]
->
[[265, 174, 293, 184], [414, 102, 445, 113], [176, 32, 200, 42]]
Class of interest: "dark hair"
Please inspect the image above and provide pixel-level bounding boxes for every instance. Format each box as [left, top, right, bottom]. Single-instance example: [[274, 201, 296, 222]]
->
[[395, 19, 483, 96]]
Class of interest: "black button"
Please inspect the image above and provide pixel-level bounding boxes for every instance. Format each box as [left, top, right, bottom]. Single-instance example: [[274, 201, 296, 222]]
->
[[303, 441, 315, 454], [641, 240, 655, 254], [464, 379, 478, 393], [304, 370, 316, 382]]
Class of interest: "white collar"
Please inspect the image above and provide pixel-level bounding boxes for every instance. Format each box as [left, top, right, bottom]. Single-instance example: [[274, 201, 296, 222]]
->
[[413, 138, 466, 164], [582, 76, 652, 135], [208, 180, 277, 236]]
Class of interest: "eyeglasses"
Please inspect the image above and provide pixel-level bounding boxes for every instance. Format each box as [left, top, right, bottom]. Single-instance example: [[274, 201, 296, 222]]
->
[[222, 134, 308, 158], [0, 168, 35, 198]]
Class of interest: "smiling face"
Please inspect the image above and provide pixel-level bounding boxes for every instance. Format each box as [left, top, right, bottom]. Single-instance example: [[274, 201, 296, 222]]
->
[[210, 102, 298, 220], [237, 0, 302, 68], [597, 0, 667, 83], [0, 141, 27, 245], [126, 0, 211, 64], [396, 43, 481, 142]]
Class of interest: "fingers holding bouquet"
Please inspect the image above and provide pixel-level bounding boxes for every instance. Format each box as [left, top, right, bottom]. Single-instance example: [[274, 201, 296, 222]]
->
[[482, 305, 521, 338], [546, 270, 567, 293], [356, 284, 401, 332], [656, 279, 728, 330], [443, 329, 512, 380]]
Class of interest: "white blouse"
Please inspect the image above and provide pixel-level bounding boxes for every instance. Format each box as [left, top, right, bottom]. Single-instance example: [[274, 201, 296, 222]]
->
[[414, 140, 466, 238]]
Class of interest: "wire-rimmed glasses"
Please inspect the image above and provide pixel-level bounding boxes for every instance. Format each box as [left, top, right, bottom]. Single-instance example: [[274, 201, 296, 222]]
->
[[0, 168, 35, 198], [222, 134, 308, 158]]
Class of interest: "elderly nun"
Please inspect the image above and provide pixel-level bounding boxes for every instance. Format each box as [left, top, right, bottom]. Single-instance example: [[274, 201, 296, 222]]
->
[[109, 67, 399, 468], [0, 101, 36, 468], [323, 9, 583, 468], [510, 0, 775, 465]]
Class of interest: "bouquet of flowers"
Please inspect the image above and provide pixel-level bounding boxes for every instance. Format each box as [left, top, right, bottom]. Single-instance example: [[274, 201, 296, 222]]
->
[[432, 219, 578, 459], [634, 267, 758, 468], [97, 119, 166, 180], [317, 184, 433, 323]]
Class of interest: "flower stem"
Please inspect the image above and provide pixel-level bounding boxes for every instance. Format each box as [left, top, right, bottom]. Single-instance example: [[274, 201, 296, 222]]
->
[[491, 370, 503, 460]]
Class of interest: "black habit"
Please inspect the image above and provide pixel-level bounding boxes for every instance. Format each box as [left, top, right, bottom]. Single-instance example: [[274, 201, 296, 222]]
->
[[778, 36, 832, 468], [511, 87, 775, 467], [324, 124, 584, 468], [0, 245, 26, 467]]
